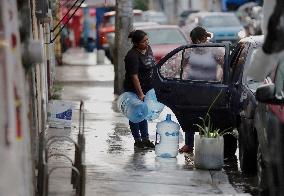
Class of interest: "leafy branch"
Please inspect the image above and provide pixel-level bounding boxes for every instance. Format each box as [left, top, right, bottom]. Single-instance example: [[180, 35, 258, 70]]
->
[[194, 89, 233, 138]]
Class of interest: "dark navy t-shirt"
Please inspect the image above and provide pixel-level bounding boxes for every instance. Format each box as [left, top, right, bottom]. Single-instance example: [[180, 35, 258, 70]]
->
[[123, 46, 156, 94]]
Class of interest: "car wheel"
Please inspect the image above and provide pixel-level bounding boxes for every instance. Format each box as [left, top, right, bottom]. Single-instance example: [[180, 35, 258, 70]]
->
[[224, 134, 237, 158], [257, 145, 269, 195], [238, 126, 257, 175]]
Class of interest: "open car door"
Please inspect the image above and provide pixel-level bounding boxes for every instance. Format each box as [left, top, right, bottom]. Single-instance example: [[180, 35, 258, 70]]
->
[[153, 43, 234, 132]]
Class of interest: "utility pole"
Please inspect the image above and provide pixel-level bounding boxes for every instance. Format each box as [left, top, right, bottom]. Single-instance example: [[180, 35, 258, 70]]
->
[[149, 0, 154, 10], [188, 0, 192, 8], [113, 0, 133, 95], [173, 0, 178, 24]]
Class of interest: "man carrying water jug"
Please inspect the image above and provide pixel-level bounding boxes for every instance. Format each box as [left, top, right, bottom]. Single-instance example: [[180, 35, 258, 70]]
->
[[123, 29, 156, 149]]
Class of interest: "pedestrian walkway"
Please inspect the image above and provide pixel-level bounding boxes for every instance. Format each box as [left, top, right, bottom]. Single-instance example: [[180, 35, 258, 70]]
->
[[48, 48, 250, 196]]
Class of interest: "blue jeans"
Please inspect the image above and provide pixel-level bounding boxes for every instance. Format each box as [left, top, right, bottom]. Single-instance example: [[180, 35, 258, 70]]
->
[[185, 131, 194, 148], [129, 120, 149, 140]]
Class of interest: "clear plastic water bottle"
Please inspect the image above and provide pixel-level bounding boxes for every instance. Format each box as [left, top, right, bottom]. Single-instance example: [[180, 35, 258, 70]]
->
[[117, 92, 148, 123], [155, 114, 180, 158], [144, 89, 165, 121]]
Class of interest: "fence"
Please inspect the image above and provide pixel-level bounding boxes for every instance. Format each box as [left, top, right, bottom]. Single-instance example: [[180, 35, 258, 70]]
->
[[37, 100, 86, 196]]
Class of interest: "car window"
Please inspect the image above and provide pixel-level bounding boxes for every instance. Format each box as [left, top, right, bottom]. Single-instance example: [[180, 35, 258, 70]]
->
[[202, 14, 241, 27], [230, 43, 246, 83], [243, 47, 262, 84], [181, 46, 225, 82], [108, 16, 115, 25], [159, 50, 183, 79], [145, 28, 187, 45], [159, 46, 225, 82], [143, 12, 167, 24]]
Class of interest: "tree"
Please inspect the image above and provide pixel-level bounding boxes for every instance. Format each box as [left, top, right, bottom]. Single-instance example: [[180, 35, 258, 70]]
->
[[134, 0, 149, 11], [113, 0, 133, 95]]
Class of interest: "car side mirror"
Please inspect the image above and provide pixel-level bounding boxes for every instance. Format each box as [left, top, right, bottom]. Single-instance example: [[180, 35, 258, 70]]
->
[[255, 83, 276, 103]]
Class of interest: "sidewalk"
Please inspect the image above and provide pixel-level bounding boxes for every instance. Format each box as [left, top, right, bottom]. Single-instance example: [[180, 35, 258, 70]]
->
[[49, 48, 250, 196]]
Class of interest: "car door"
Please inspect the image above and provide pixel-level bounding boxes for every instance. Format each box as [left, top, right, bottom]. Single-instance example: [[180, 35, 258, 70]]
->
[[153, 43, 233, 132], [229, 42, 249, 118]]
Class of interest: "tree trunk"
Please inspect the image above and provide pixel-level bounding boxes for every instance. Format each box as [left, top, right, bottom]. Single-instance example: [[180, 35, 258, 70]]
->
[[113, 0, 133, 95]]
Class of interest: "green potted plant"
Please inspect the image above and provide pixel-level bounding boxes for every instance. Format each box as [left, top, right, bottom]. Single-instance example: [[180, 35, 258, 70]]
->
[[194, 90, 233, 170]]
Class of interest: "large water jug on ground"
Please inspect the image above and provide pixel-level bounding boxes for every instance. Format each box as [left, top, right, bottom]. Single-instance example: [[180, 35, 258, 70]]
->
[[117, 92, 148, 123], [155, 114, 180, 158], [144, 89, 165, 121]]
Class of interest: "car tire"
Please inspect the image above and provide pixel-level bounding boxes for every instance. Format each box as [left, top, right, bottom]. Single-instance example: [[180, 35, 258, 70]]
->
[[224, 134, 237, 158], [238, 125, 257, 175], [257, 145, 269, 195]]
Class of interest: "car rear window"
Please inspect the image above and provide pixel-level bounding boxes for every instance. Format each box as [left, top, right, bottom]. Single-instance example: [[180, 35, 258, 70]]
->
[[202, 15, 241, 27], [145, 28, 187, 45]]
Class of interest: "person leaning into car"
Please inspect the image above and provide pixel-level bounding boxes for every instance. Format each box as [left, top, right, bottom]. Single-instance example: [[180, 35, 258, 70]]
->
[[179, 26, 224, 153], [182, 26, 224, 82], [123, 29, 156, 149]]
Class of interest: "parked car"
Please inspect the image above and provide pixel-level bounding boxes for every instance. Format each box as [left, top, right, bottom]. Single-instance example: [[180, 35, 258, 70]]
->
[[152, 36, 264, 159], [178, 9, 199, 27], [107, 22, 160, 63], [142, 10, 168, 25], [254, 60, 284, 195], [137, 25, 189, 62], [237, 3, 263, 36], [98, 9, 143, 59], [229, 36, 264, 174], [108, 25, 189, 63], [183, 12, 246, 44]]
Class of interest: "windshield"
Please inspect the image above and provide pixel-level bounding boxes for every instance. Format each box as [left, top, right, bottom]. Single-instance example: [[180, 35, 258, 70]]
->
[[243, 47, 264, 91], [150, 15, 166, 22], [202, 15, 241, 27], [144, 28, 187, 45]]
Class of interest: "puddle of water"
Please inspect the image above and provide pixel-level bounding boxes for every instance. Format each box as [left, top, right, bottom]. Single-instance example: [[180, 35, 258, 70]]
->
[[223, 155, 260, 196]]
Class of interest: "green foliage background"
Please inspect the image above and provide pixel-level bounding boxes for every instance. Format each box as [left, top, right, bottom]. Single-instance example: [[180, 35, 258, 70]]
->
[[133, 0, 149, 11]]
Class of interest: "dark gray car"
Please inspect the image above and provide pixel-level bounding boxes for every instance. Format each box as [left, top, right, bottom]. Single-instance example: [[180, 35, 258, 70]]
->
[[152, 43, 238, 158], [152, 36, 264, 161]]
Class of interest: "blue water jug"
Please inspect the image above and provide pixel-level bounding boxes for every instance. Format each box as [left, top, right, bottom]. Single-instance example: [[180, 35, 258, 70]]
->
[[155, 114, 180, 158], [117, 92, 148, 123], [144, 89, 165, 121]]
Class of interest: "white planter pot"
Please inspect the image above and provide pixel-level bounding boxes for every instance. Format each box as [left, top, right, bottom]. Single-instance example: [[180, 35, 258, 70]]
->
[[194, 134, 224, 170]]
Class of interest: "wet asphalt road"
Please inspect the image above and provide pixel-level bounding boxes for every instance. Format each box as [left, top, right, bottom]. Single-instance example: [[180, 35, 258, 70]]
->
[[49, 48, 256, 196]]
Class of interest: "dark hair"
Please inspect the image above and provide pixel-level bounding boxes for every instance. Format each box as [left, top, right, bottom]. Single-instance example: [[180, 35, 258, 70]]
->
[[190, 26, 211, 43], [128, 30, 147, 45]]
